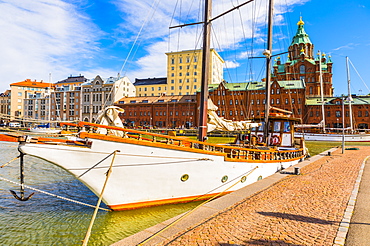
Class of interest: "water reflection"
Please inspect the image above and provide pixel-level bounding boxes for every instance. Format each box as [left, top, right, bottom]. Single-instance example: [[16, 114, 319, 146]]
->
[[0, 140, 201, 245]]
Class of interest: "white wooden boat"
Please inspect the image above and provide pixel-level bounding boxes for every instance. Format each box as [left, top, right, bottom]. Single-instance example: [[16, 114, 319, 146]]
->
[[11, 0, 307, 211]]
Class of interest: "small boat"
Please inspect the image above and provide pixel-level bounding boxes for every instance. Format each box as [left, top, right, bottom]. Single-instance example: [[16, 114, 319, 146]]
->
[[30, 123, 61, 134], [8, 0, 307, 211]]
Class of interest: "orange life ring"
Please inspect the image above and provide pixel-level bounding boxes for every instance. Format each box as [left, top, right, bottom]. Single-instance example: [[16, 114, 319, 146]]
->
[[270, 135, 281, 146]]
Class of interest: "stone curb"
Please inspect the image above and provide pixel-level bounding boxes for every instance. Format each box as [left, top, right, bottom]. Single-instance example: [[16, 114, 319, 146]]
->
[[333, 155, 370, 246]]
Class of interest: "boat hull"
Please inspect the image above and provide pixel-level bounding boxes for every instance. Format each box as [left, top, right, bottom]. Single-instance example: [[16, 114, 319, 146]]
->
[[19, 138, 301, 210]]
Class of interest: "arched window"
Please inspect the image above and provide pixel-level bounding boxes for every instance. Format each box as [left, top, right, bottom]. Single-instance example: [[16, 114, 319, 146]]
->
[[300, 65, 305, 74]]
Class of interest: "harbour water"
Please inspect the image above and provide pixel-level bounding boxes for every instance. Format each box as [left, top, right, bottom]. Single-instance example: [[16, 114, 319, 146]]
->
[[0, 139, 201, 245]]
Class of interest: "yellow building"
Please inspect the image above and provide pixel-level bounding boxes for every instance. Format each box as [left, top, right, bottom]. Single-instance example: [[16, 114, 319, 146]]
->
[[10, 79, 51, 117], [135, 49, 224, 96]]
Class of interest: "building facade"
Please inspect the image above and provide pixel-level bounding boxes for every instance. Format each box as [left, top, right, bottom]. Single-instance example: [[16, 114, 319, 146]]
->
[[0, 90, 10, 116], [81, 75, 135, 122], [135, 49, 224, 97], [115, 95, 196, 128], [10, 79, 51, 117], [272, 17, 334, 98]]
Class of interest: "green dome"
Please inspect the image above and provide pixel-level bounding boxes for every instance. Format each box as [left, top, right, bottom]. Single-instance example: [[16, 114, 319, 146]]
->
[[291, 17, 312, 45]]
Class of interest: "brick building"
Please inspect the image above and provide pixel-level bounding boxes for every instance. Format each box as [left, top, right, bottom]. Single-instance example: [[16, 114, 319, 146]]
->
[[115, 95, 196, 128]]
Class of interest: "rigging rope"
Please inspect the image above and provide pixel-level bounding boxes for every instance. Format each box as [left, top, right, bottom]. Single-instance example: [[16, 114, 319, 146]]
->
[[0, 175, 111, 212]]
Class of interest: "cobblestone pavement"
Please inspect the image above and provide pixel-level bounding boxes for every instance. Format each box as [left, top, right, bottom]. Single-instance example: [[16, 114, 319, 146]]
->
[[155, 147, 370, 246]]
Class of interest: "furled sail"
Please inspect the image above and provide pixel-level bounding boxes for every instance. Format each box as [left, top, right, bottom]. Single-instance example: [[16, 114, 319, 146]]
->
[[207, 99, 260, 132], [96, 106, 125, 136]]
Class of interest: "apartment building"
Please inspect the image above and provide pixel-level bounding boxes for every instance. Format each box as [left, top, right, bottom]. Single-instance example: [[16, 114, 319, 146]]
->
[[81, 75, 135, 122], [135, 49, 224, 96], [10, 79, 51, 117]]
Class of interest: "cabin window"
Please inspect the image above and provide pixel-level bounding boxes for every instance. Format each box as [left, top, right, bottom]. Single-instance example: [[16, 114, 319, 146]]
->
[[283, 122, 290, 132], [273, 122, 281, 132]]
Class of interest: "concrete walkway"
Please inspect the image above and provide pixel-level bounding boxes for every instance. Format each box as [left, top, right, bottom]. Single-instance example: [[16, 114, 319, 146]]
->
[[113, 146, 370, 246], [345, 155, 370, 245]]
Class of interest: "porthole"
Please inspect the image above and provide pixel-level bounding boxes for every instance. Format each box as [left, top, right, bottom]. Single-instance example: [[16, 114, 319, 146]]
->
[[181, 174, 189, 182], [257, 175, 263, 181], [241, 176, 247, 183], [221, 175, 228, 183]]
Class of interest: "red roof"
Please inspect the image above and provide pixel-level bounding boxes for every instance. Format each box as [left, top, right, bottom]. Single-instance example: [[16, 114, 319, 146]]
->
[[10, 79, 51, 88]]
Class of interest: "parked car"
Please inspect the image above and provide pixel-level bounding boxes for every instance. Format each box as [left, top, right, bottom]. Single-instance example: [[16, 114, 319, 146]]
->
[[9, 122, 21, 128]]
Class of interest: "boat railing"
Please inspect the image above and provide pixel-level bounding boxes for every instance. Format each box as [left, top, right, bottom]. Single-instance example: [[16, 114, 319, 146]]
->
[[60, 122, 304, 161]]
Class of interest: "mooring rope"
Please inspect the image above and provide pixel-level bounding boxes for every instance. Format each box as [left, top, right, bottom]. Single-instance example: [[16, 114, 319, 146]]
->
[[138, 166, 259, 245], [0, 175, 111, 212]]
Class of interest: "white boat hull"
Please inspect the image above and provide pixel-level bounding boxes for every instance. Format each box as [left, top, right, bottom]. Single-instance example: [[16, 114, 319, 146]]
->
[[19, 138, 301, 210], [295, 132, 370, 142]]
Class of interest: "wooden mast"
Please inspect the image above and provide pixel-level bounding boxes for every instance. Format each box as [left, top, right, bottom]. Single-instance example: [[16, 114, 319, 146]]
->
[[198, 0, 212, 142], [263, 0, 274, 143]]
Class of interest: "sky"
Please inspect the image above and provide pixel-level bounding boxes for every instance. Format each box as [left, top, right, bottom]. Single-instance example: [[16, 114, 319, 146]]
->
[[0, 0, 369, 97]]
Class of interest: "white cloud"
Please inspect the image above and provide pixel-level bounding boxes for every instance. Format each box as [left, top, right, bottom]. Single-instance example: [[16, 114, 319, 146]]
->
[[224, 60, 240, 69], [112, 0, 311, 81], [0, 0, 101, 91]]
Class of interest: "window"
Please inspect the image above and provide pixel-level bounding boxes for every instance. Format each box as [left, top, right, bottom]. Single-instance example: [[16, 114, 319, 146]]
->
[[235, 99, 238, 105], [251, 99, 254, 105], [179, 57, 182, 63], [300, 65, 305, 74], [229, 111, 233, 116], [292, 98, 295, 104], [230, 99, 233, 105], [179, 72, 182, 76], [171, 58, 175, 64], [271, 89, 274, 95], [276, 99, 280, 104], [327, 111, 330, 117], [335, 111, 341, 117], [271, 98, 274, 105], [358, 111, 362, 117], [186, 56, 190, 63], [194, 72, 197, 75], [257, 99, 260, 105], [179, 66, 182, 70], [277, 89, 280, 94], [285, 98, 288, 104]]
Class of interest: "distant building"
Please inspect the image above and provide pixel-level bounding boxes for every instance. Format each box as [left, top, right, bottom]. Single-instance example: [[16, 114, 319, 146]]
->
[[0, 90, 10, 116], [272, 17, 334, 98], [134, 49, 224, 96], [305, 95, 370, 130], [81, 75, 135, 122], [135, 77, 167, 97], [115, 94, 196, 128], [10, 79, 51, 118]]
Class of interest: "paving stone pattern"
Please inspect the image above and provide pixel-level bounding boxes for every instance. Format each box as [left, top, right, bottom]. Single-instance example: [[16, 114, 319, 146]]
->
[[156, 147, 370, 246]]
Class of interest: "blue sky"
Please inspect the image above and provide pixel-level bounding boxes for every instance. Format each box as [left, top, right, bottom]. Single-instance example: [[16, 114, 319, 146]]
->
[[0, 0, 369, 96]]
